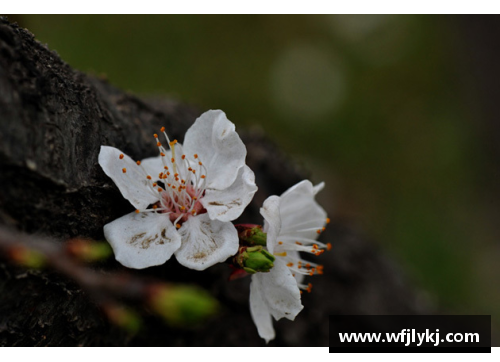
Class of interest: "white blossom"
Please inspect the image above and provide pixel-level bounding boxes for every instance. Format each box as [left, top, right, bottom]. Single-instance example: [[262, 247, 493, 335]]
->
[[250, 180, 330, 342], [99, 110, 257, 270]]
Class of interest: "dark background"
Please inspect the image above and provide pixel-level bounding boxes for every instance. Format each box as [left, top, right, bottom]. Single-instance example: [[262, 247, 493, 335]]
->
[[6, 14, 500, 331]]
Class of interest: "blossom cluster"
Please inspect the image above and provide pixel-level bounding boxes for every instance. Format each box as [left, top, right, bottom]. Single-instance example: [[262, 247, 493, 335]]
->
[[99, 110, 330, 342]]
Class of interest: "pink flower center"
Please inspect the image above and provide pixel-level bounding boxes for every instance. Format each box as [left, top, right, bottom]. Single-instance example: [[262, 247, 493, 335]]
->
[[158, 184, 206, 225]]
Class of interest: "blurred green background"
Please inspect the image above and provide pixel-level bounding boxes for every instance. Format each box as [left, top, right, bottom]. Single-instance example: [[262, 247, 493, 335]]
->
[[9, 15, 500, 322]]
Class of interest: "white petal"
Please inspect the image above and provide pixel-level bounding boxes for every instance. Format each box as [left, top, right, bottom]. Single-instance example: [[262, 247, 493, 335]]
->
[[313, 181, 325, 195], [260, 195, 281, 254], [141, 143, 188, 182], [183, 110, 246, 190], [254, 258, 303, 321], [140, 156, 164, 180], [250, 275, 276, 343], [174, 213, 239, 270], [202, 165, 258, 222], [104, 211, 182, 269], [99, 146, 159, 209], [284, 250, 305, 286], [279, 180, 327, 241]]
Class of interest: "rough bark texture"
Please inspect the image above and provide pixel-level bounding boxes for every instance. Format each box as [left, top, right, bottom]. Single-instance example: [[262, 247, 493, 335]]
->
[[0, 18, 432, 346]]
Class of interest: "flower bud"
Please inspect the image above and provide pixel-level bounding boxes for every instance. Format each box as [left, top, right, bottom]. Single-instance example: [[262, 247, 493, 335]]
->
[[102, 304, 142, 333], [235, 246, 275, 274], [66, 238, 113, 262], [235, 224, 267, 246], [148, 284, 218, 326], [9, 246, 46, 269]]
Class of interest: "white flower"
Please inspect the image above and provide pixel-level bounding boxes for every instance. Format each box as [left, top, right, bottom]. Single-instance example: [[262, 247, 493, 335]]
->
[[249, 180, 330, 343], [98, 110, 258, 270]]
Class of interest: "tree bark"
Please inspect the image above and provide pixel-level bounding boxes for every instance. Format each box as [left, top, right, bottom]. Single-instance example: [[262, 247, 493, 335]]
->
[[0, 18, 432, 346]]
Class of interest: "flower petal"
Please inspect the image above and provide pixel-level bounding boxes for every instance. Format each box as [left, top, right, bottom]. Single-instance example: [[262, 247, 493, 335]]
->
[[183, 110, 246, 190], [313, 181, 325, 195], [141, 142, 188, 182], [99, 146, 159, 209], [104, 211, 181, 269], [140, 156, 164, 181], [202, 165, 258, 222], [260, 195, 281, 254], [279, 180, 327, 241], [284, 250, 305, 286], [174, 213, 239, 270], [253, 258, 303, 321], [250, 275, 276, 343]]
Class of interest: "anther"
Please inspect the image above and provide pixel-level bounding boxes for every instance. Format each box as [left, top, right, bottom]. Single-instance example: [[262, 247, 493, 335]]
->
[[135, 209, 140, 213], [194, 154, 198, 159], [198, 161, 202, 166], [153, 205, 158, 210], [161, 152, 165, 157], [316, 229, 321, 234], [296, 241, 302, 245], [171, 158, 175, 163], [160, 127, 165, 132], [278, 241, 283, 245], [182, 155, 186, 159], [327, 243, 332, 251], [326, 217, 331, 224], [119, 154, 124, 159], [147, 175, 152, 180], [157, 187, 163, 192], [136, 160, 141, 165], [152, 183, 157, 187], [307, 283, 313, 293], [176, 223, 181, 229], [201, 175, 206, 179], [180, 206, 185, 211], [287, 262, 294, 267], [154, 134, 158, 138], [122, 168, 127, 173], [157, 142, 162, 147], [164, 166, 169, 170]]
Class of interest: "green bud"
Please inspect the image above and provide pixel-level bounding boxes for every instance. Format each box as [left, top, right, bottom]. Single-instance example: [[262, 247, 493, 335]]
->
[[10, 247, 46, 269], [104, 305, 142, 333], [237, 225, 267, 246], [149, 285, 219, 327], [67, 239, 113, 262], [238, 246, 275, 273]]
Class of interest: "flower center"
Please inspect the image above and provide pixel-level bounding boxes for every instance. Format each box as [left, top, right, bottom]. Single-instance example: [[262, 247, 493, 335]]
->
[[123, 127, 208, 228]]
